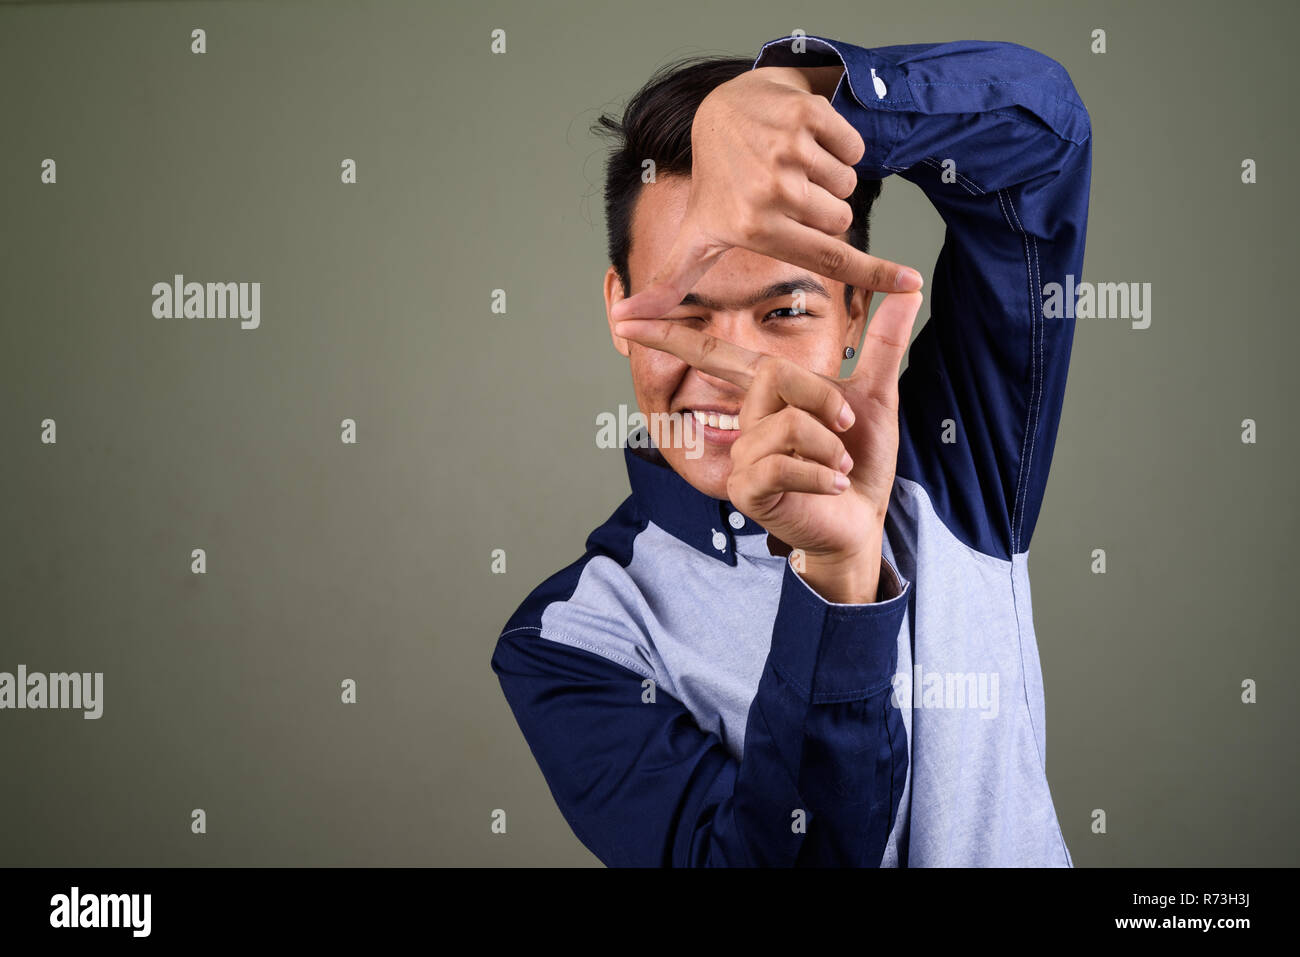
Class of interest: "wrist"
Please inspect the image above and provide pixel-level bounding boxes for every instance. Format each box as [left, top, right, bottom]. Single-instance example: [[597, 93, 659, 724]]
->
[[756, 64, 844, 99], [796, 539, 885, 605]]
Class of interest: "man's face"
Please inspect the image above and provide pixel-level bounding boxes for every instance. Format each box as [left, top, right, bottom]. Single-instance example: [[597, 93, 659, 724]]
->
[[604, 174, 870, 501]]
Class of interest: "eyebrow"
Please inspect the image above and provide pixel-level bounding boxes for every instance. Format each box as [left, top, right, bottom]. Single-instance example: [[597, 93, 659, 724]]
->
[[678, 278, 831, 312]]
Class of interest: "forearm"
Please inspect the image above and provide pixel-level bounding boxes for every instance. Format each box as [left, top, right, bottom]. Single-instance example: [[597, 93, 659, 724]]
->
[[758, 63, 844, 99]]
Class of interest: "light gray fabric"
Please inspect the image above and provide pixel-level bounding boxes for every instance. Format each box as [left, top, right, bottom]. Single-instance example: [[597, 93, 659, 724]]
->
[[537, 473, 1071, 866]]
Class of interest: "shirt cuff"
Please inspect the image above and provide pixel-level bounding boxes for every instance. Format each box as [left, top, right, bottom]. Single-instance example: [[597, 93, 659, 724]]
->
[[766, 554, 910, 699]]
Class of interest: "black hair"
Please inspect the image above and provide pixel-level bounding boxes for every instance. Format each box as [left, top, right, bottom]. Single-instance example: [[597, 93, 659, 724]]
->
[[592, 54, 882, 311]]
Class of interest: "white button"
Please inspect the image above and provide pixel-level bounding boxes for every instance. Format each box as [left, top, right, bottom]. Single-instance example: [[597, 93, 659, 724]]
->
[[871, 67, 887, 99], [711, 530, 727, 551], [728, 511, 745, 530]]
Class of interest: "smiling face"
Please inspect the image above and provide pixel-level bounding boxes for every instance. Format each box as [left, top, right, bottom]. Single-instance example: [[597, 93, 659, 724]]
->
[[604, 175, 871, 500]]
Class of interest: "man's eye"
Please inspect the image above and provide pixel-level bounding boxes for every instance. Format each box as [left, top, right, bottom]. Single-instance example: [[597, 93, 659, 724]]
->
[[764, 307, 811, 322]]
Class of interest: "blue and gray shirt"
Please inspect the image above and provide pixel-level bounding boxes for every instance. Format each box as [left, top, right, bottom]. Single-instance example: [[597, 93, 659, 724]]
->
[[492, 34, 1092, 866]]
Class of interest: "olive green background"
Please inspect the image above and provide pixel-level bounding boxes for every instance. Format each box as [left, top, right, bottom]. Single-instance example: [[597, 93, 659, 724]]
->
[[1, 0, 1295, 866]]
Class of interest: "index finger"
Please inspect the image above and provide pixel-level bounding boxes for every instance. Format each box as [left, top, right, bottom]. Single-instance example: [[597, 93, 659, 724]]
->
[[613, 318, 853, 432], [764, 217, 923, 294], [612, 318, 761, 391]]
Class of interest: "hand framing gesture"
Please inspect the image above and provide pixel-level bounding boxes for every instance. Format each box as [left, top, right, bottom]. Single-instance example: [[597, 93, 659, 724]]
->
[[615, 288, 922, 604]]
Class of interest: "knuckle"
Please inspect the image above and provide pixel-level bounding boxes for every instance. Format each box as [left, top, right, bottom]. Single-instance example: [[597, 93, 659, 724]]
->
[[791, 135, 816, 172], [725, 471, 747, 504], [833, 200, 854, 234], [817, 242, 849, 276], [778, 408, 802, 450], [734, 208, 763, 244], [779, 96, 807, 128], [772, 456, 796, 487], [845, 129, 866, 164], [832, 166, 857, 199], [821, 381, 843, 415], [760, 356, 791, 395], [762, 137, 786, 170], [768, 354, 796, 378], [765, 174, 789, 207], [866, 324, 908, 351], [790, 176, 811, 208]]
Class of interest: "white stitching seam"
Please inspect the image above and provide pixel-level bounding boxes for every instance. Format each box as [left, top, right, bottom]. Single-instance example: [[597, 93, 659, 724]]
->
[[919, 155, 983, 195], [1002, 191, 1043, 554], [889, 157, 1051, 561], [498, 624, 656, 681], [754, 36, 867, 106], [995, 188, 1035, 556]]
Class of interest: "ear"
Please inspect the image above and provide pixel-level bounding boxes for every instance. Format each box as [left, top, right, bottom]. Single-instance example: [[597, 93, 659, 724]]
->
[[846, 287, 872, 354], [604, 265, 631, 358]]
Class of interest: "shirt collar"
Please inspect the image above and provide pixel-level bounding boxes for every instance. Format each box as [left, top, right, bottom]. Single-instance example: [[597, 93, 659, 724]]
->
[[623, 426, 768, 566]]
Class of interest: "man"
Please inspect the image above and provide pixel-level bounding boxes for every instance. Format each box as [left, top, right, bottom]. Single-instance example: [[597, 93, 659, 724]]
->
[[492, 33, 1091, 866]]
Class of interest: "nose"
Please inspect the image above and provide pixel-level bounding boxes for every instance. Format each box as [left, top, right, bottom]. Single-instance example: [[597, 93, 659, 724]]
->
[[692, 369, 746, 397], [688, 312, 758, 397]]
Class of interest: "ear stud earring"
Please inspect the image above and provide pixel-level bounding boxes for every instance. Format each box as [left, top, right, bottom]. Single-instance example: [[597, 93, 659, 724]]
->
[[844, 346, 855, 359]]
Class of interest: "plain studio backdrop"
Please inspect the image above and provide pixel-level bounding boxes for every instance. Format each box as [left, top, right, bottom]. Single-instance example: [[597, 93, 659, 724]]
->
[[0, 0, 1296, 866]]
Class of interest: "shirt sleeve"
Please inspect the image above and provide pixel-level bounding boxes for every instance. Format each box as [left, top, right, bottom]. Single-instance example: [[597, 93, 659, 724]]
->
[[753, 36, 1093, 560], [490, 554, 912, 867]]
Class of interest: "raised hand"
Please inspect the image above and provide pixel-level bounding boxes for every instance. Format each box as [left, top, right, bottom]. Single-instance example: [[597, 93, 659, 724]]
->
[[610, 65, 923, 325]]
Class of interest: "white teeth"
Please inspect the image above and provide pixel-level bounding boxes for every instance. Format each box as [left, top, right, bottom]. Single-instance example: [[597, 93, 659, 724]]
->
[[691, 410, 739, 431]]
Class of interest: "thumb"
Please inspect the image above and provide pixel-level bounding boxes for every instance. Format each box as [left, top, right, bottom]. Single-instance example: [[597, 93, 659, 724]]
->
[[849, 291, 924, 397], [610, 219, 725, 321]]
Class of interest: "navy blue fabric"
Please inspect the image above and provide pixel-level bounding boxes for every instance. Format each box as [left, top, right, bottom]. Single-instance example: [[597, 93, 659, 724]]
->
[[625, 440, 765, 565], [493, 447, 911, 866], [755, 37, 1093, 559]]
